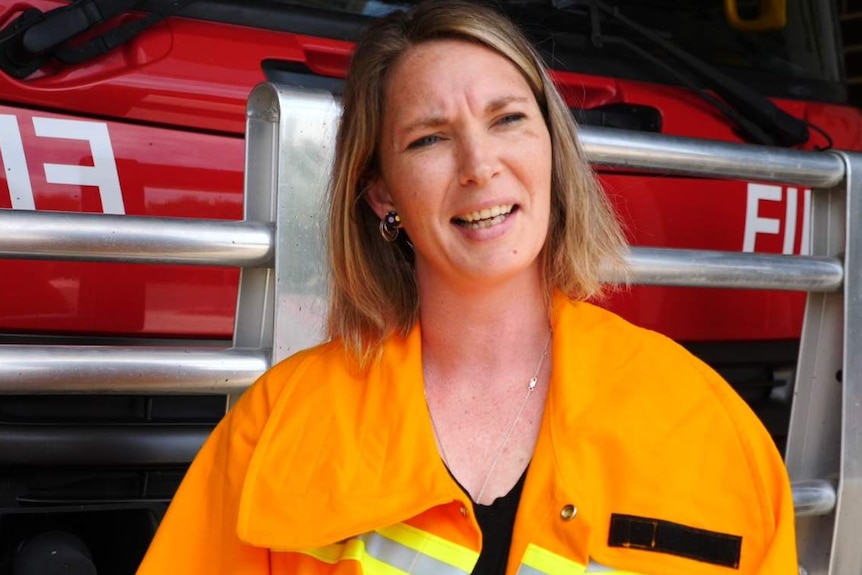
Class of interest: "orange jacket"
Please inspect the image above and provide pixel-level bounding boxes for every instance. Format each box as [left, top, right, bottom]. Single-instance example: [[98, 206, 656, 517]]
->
[[137, 294, 797, 575]]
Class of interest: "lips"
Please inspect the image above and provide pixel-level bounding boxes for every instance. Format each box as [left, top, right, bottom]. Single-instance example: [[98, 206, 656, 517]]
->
[[453, 204, 515, 230]]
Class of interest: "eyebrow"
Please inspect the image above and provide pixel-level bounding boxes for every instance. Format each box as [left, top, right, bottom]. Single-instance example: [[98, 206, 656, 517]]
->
[[398, 95, 532, 135], [486, 95, 531, 112]]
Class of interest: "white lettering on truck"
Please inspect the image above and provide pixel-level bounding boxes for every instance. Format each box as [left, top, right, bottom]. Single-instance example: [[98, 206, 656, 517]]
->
[[0, 114, 124, 214], [743, 183, 810, 255], [33, 118, 125, 214], [0, 114, 35, 210]]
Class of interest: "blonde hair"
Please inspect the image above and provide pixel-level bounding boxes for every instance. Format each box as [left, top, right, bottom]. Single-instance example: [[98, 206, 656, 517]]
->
[[327, 0, 628, 366]]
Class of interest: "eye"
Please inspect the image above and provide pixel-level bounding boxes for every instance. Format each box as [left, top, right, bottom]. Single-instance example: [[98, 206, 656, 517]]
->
[[496, 112, 526, 126], [407, 134, 441, 149]]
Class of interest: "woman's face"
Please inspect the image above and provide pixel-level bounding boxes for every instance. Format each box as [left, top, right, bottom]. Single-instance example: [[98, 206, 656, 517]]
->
[[369, 39, 553, 293]]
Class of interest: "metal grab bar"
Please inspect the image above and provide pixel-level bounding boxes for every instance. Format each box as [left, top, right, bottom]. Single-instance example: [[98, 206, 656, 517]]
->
[[793, 480, 838, 517], [581, 126, 846, 188], [625, 248, 843, 291], [0, 346, 269, 393], [0, 209, 274, 267]]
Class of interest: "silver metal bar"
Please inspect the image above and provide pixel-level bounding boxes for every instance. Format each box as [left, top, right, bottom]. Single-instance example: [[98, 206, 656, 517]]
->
[[245, 84, 338, 364], [580, 126, 846, 188], [0, 346, 270, 393], [829, 151, 862, 574], [0, 209, 274, 267], [228, 83, 285, 411], [785, 151, 850, 574], [270, 87, 338, 362], [624, 247, 843, 292], [793, 480, 838, 517]]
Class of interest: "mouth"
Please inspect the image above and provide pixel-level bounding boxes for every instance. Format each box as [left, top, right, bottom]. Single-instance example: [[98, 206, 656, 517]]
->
[[453, 204, 516, 230]]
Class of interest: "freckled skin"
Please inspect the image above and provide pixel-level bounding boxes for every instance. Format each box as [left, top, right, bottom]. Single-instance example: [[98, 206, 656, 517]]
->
[[367, 39, 553, 293]]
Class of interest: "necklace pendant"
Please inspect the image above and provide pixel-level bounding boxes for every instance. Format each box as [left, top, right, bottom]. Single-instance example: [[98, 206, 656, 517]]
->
[[528, 376, 538, 390]]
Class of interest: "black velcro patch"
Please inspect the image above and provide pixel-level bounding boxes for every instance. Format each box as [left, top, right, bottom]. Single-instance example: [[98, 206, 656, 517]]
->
[[608, 513, 742, 569]]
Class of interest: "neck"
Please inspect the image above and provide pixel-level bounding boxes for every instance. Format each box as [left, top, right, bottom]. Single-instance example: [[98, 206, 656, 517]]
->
[[417, 268, 550, 387]]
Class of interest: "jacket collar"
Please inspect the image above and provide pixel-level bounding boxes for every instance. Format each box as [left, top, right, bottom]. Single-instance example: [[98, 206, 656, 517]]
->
[[236, 321, 466, 550]]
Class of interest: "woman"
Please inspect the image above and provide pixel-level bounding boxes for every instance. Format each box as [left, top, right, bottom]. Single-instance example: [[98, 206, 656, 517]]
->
[[136, 1, 797, 574]]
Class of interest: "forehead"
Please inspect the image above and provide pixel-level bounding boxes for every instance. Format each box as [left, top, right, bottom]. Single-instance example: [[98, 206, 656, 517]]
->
[[382, 39, 536, 120]]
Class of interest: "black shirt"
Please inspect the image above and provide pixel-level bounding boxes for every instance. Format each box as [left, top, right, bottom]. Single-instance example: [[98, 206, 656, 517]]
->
[[450, 469, 528, 575]]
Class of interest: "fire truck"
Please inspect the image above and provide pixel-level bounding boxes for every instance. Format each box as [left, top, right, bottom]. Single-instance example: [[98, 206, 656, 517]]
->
[[0, 0, 860, 573]]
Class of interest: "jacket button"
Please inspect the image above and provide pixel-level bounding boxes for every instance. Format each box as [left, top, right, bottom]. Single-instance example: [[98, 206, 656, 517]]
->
[[460, 505, 468, 517], [560, 504, 577, 521]]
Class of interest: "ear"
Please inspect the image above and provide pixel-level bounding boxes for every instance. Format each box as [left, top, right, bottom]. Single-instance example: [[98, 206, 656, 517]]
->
[[364, 178, 397, 220]]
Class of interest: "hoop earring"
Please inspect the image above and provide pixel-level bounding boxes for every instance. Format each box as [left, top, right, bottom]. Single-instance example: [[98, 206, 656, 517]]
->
[[379, 211, 401, 242]]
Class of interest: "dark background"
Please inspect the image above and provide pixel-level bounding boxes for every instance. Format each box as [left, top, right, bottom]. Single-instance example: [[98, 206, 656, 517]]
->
[[841, 0, 862, 106]]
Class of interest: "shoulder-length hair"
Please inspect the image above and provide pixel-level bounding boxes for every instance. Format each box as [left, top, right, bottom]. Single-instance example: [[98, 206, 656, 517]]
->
[[327, 0, 628, 367]]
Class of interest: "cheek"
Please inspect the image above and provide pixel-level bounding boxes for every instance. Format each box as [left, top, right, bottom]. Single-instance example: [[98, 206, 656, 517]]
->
[[522, 130, 552, 185], [527, 151, 553, 203], [385, 171, 436, 231], [389, 158, 449, 209]]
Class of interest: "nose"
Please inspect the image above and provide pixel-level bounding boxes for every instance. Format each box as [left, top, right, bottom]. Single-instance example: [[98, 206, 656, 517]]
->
[[457, 132, 499, 188]]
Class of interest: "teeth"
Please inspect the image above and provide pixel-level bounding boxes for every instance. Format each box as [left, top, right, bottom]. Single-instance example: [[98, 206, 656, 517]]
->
[[465, 213, 507, 230], [459, 205, 513, 223]]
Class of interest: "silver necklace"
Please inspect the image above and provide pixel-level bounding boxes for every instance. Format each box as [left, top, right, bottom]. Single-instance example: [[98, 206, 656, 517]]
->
[[424, 332, 552, 504]]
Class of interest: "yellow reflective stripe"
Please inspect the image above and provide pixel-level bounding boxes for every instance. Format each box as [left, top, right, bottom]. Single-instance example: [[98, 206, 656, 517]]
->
[[519, 543, 587, 575], [377, 522, 479, 572], [293, 524, 478, 575], [298, 538, 406, 575], [518, 544, 644, 575]]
